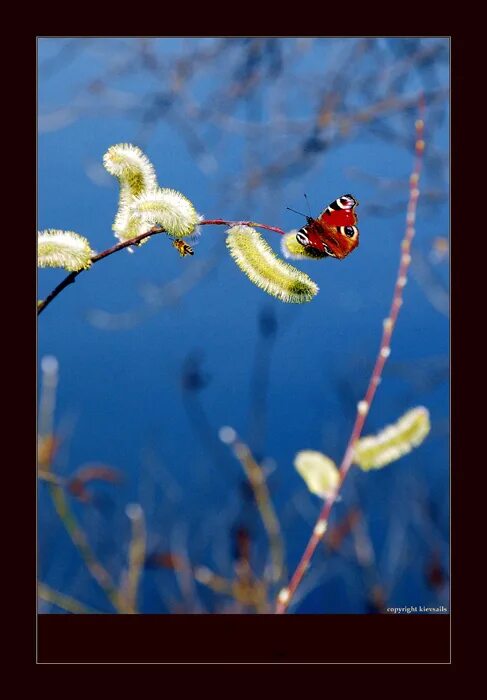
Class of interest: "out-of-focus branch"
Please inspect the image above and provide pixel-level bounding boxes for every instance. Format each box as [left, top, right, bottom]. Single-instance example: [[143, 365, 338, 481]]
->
[[220, 427, 285, 585], [38, 355, 128, 613], [119, 504, 146, 614], [38, 582, 100, 614], [47, 481, 126, 613]]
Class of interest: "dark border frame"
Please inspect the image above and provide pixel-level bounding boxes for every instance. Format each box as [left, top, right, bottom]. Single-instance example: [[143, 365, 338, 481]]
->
[[30, 34, 461, 665]]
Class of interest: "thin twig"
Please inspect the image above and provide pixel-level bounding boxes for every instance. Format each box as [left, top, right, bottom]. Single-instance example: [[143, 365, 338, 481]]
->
[[275, 99, 426, 614], [37, 220, 286, 316]]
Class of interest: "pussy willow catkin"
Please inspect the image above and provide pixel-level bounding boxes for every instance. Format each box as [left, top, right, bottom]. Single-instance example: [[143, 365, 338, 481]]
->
[[103, 143, 158, 243], [103, 143, 157, 200], [226, 226, 319, 303], [37, 230, 93, 272], [354, 406, 431, 470], [129, 189, 199, 238]]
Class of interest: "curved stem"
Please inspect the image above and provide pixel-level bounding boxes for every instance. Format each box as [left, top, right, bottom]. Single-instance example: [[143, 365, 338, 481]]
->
[[275, 100, 426, 614], [37, 220, 286, 316], [37, 225, 165, 315]]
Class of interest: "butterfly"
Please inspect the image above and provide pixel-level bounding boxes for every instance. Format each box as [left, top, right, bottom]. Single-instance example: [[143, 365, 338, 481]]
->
[[292, 194, 359, 259]]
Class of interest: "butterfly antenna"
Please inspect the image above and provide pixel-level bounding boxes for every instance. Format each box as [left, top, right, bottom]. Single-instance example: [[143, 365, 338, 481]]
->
[[286, 206, 307, 218], [304, 193, 312, 217]]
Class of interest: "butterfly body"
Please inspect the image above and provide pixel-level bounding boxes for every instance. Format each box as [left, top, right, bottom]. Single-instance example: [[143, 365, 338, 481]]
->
[[296, 194, 359, 260]]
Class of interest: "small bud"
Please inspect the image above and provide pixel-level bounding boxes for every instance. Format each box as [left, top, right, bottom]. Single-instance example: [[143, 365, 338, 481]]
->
[[125, 503, 143, 520], [194, 566, 213, 584], [357, 400, 369, 416], [380, 347, 391, 359], [219, 426, 237, 444], [314, 520, 328, 537], [277, 588, 290, 605], [41, 355, 59, 376]]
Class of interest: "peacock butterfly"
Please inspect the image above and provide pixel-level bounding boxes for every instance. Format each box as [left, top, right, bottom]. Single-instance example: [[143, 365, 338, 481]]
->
[[293, 194, 359, 259]]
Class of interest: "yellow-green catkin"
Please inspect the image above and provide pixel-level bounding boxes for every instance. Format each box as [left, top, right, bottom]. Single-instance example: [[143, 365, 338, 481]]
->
[[281, 231, 327, 260], [129, 189, 199, 238], [103, 143, 157, 201], [37, 230, 93, 272], [226, 226, 319, 303], [354, 406, 431, 470], [103, 143, 158, 243], [294, 450, 340, 498]]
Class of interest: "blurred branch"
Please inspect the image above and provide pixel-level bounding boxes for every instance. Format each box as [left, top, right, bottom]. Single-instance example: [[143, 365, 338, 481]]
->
[[194, 565, 268, 613], [119, 504, 146, 614], [38, 582, 100, 614], [38, 355, 127, 613], [220, 427, 285, 585], [47, 481, 126, 612]]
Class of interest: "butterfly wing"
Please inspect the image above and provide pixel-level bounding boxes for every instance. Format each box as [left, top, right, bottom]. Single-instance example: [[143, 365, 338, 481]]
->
[[315, 194, 359, 259]]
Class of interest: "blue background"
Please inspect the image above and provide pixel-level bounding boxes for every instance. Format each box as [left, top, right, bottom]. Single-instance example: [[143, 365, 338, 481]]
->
[[38, 38, 449, 614]]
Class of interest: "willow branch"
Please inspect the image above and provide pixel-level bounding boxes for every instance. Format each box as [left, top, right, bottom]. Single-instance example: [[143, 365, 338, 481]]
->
[[37, 220, 286, 316], [275, 99, 426, 614]]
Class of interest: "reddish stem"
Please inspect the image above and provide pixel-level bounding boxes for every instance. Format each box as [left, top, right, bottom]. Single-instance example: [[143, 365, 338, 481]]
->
[[275, 99, 426, 614], [200, 220, 287, 236]]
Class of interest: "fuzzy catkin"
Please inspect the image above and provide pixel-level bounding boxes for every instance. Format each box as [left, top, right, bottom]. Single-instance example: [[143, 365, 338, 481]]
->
[[354, 407, 431, 470], [37, 230, 93, 272], [226, 226, 319, 303]]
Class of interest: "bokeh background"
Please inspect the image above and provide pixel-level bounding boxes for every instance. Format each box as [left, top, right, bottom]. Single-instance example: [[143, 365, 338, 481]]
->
[[38, 37, 449, 614]]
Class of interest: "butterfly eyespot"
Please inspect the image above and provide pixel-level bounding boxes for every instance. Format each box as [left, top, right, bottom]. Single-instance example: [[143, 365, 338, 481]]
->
[[296, 231, 310, 246], [339, 225, 357, 238]]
